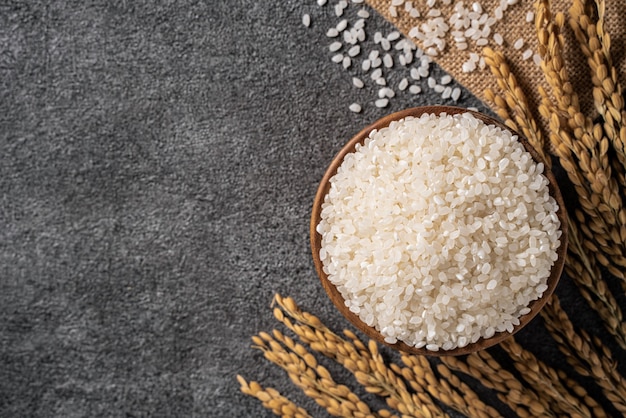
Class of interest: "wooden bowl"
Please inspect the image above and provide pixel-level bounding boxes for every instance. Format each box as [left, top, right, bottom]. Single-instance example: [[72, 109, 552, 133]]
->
[[310, 106, 568, 356]]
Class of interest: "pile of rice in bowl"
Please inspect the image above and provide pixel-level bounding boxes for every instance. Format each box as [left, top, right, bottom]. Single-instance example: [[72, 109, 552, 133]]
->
[[317, 112, 561, 351]]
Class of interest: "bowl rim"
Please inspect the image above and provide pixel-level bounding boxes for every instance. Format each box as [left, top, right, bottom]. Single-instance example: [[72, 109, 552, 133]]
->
[[310, 105, 568, 356]]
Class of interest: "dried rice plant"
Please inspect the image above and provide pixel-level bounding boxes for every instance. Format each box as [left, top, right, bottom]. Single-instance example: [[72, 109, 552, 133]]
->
[[441, 350, 553, 417], [250, 329, 392, 418], [499, 337, 608, 417], [535, 0, 626, 279], [482, 49, 550, 165], [569, 0, 626, 181], [398, 355, 500, 418], [237, 376, 312, 418], [541, 295, 626, 415], [272, 295, 445, 418], [276, 300, 496, 418]]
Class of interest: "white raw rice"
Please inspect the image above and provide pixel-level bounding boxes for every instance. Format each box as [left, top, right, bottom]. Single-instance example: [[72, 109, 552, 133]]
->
[[409, 84, 421, 94], [374, 98, 389, 107], [349, 103, 362, 113], [451, 87, 461, 101], [335, 3, 345, 16], [317, 113, 561, 351], [383, 53, 394, 68], [522, 48, 533, 60], [387, 31, 401, 41], [331, 53, 344, 63]]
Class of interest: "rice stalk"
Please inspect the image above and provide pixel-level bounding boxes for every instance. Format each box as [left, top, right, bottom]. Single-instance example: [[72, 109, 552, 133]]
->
[[237, 376, 313, 418], [397, 355, 500, 418], [273, 294, 444, 418], [500, 337, 607, 417], [251, 330, 389, 418], [556, 369, 608, 418], [482, 48, 550, 166], [441, 352, 553, 417], [569, 0, 626, 181], [535, 0, 626, 277], [565, 217, 626, 349], [483, 58, 626, 347], [541, 295, 626, 414]]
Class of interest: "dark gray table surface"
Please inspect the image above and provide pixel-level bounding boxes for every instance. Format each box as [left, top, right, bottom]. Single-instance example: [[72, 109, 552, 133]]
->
[[2, 1, 624, 417]]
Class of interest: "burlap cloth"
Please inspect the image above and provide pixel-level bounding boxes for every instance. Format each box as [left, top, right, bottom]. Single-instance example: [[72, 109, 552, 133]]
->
[[366, 0, 626, 133]]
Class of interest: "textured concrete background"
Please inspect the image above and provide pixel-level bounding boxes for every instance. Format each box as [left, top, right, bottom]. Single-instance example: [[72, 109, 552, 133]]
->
[[1, 1, 624, 417]]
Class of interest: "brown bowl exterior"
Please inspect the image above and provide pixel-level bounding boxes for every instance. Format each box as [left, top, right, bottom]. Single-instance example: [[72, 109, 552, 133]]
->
[[310, 106, 568, 356]]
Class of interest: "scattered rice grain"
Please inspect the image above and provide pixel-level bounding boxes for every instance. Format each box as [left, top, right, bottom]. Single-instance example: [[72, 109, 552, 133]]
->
[[375, 98, 389, 107], [387, 31, 401, 41], [349, 103, 362, 113], [348, 45, 361, 57], [329, 41, 342, 52], [383, 54, 393, 68], [451, 87, 461, 101]]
